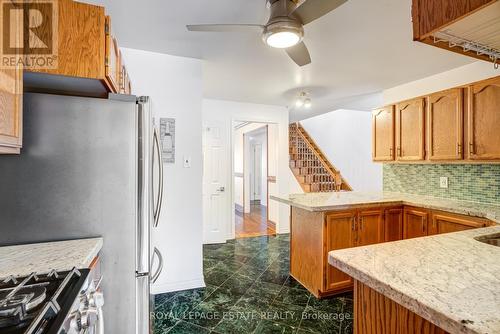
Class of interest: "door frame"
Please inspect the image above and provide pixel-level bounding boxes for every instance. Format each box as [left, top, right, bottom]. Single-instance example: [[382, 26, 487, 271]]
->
[[230, 119, 276, 240]]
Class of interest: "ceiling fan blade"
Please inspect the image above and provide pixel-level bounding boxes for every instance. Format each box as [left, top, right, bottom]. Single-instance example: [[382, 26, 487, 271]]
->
[[286, 41, 311, 66], [292, 0, 347, 25], [186, 24, 264, 33]]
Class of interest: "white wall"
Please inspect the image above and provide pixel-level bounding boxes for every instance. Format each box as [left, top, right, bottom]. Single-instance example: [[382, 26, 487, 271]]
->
[[383, 61, 499, 105], [300, 109, 383, 192], [202, 99, 294, 235], [122, 48, 204, 294]]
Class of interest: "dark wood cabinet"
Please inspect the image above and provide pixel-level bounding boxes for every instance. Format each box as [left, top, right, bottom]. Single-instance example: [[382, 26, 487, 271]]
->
[[357, 210, 384, 247], [403, 207, 429, 239], [291, 204, 491, 299], [325, 211, 356, 293], [429, 211, 491, 235], [384, 207, 403, 242]]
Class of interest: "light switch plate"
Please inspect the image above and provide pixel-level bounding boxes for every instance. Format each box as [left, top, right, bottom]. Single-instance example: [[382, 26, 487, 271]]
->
[[183, 156, 191, 168], [440, 177, 448, 189]]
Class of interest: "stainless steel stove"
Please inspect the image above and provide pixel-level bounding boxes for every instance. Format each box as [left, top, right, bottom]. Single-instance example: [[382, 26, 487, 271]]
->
[[0, 268, 103, 334]]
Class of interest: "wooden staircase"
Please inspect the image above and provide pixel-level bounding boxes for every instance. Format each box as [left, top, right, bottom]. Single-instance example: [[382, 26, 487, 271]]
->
[[289, 123, 352, 193]]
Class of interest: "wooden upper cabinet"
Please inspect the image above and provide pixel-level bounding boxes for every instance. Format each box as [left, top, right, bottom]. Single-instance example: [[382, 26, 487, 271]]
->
[[468, 77, 500, 160], [0, 2, 22, 154], [384, 207, 403, 242], [0, 67, 23, 154], [429, 212, 491, 236], [104, 16, 121, 93], [30, 0, 106, 79], [372, 106, 395, 161], [396, 98, 425, 161], [412, 0, 498, 63], [403, 207, 428, 239], [325, 211, 355, 292], [357, 210, 384, 247], [427, 88, 464, 160], [412, 0, 495, 39]]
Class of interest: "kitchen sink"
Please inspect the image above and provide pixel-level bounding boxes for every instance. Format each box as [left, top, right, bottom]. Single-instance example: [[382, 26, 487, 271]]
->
[[475, 233, 500, 247]]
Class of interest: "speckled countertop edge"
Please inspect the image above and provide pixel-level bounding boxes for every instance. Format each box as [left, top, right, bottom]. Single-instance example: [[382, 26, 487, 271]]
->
[[0, 237, 103, 279]]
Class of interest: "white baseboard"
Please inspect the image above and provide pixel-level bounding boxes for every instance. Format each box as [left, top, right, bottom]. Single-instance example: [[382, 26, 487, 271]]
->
[[151, 277, 206, 295]]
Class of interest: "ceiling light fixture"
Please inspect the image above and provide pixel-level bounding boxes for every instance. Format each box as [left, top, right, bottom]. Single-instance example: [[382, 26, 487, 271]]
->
[[262, 20, 304, 49], [294, 92, 311, 110], [304, 98, 312, 109]]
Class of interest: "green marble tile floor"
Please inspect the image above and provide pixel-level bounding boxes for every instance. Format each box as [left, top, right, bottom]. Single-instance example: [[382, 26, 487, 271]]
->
[[153, 234, 353, 334]]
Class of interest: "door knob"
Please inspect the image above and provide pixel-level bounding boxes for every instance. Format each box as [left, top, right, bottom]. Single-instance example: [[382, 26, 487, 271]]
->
[[218, 187, 225, 192]]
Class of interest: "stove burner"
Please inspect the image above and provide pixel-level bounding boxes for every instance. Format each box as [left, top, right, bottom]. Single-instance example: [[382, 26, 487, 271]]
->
[[0, 285, 47, 329], [0, 268, 87, 333]]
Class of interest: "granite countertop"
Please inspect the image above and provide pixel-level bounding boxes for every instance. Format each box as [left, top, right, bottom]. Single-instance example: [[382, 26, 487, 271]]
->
[[273, 191, 500, 333], [271, 191, 500, 222], [329, 226, 500, 334], [0, 238, 103, 279]]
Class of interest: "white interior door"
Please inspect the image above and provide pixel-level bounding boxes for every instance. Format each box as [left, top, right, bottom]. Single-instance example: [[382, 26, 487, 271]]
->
[[252, 144, 262, 201], [202, 123, 228, 244]]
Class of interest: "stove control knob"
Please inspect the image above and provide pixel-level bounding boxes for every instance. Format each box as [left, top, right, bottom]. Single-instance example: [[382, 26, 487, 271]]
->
[[68, 312, 82, 331], [81, 308, 98, 329], [89, 291, 104, 308], [79, 294, 89, 311]]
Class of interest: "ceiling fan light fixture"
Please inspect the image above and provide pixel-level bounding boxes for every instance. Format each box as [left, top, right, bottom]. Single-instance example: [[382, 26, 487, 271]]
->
[[266, 31, 300, 48], [263, 20, 304, 49]]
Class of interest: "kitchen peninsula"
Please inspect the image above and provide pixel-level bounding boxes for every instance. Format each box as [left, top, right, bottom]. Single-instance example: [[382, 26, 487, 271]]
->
[[272, 191, 500, 333]]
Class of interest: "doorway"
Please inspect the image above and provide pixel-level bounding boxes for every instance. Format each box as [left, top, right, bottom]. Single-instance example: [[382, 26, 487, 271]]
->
[[234, 123, 276, 238]]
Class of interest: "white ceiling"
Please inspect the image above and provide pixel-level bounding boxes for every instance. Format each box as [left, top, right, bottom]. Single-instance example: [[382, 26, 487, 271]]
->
[[90, 0, 475, 120]]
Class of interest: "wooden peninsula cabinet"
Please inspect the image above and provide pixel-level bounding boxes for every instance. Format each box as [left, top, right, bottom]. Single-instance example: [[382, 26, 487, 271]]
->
[[290, 204, 493, 298]]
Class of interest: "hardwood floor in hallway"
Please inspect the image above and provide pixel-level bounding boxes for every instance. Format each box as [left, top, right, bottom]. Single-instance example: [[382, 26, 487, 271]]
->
[[235, 202, 276, 239]]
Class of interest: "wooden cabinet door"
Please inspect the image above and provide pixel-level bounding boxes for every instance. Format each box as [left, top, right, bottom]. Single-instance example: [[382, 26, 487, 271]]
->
[[429, 212, 489, 235], [403, 207, 428, 239], [325, 211, 355, 292], [396, 98, 425, 161], [428, 89, 464, 160], [372, 106, 395, 161], [357, 210, 384, 246], [468, 77, 500, 160], [105, 16, 120, 93], [384, 207, 403, 242], [0, 2, 22, 154], [0, 67, 22, 154]]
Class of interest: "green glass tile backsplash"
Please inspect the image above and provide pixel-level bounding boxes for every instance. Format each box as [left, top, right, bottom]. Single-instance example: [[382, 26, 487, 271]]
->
[[383, 164, 500, 205]]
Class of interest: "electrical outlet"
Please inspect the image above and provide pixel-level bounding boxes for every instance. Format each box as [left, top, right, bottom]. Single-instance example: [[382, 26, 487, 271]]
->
[[183, 156, 191, 168], [440, 177, 449, 189]]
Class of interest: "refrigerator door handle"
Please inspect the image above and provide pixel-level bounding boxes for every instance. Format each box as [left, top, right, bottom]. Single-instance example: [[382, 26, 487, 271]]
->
[[151, 247, 164, 284], [153, 128, 164, 228]]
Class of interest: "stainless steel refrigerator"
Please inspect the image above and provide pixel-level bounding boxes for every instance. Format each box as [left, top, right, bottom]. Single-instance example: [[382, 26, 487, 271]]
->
[[0, 92, 164, 334]]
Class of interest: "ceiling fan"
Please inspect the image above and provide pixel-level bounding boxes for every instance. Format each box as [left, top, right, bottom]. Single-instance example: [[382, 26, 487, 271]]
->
[[186, 0, 347, 66]]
